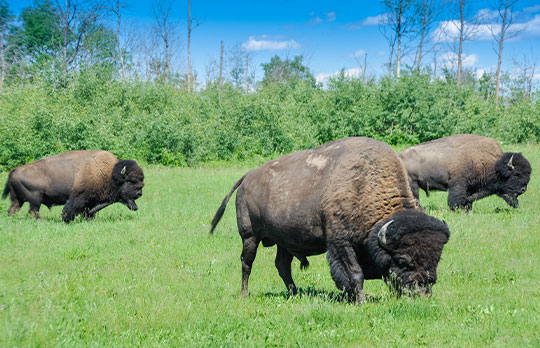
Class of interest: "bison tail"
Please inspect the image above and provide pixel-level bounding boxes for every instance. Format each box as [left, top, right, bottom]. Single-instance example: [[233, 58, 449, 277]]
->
[[2, 170, 12, 199], [210, 174, 246, 234]]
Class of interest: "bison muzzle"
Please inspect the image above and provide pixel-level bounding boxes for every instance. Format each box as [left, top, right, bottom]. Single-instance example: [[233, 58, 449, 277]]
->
[[210, 137, 450, 303], [2, 150, 144, 222]]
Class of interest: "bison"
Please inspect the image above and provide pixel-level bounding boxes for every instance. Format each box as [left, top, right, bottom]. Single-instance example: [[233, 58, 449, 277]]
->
[[210, 137, 450, 303], [2, 150, 144, 222], [399, 134, 531, 211]]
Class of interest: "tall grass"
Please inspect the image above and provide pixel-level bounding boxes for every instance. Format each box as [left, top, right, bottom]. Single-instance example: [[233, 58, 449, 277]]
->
[[0, 144, 539, 347]]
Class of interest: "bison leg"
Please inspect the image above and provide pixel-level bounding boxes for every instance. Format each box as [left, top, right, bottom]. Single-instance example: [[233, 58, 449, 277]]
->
[[62, 197, 86, 223], [327, 241, 365, 303], [275, 246, 297, 295], [448, 185, 471, 211], [409, 178, 420, 200], [8, 199, 22, 216], [298, 256, 309, 270], [82, 208, 96, 221], [240, 236, 259, 297], [28, 201, 42, 220]]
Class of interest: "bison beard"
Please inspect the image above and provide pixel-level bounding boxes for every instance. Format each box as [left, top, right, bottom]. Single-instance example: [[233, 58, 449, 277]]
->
[[2, 151, 144, 222], [210, 137, 450, 303]]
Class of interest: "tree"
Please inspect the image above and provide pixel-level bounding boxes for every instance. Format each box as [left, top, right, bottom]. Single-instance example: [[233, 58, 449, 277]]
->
[[152, 0, 176, 83], [381, 0, 416, 78], [106, 0, 128, 80], [413, 0, 446, 71], [0, 0, 13, 89], [227, 43, 245, 88], [219, 40, 223, 87], [261, 55, 315, 86], [447, 0, 479, 85], [353, 51, 368, 82], [53, 0, 103, 84], [19, 0, 61, 60], [491, 0, 520, 105]]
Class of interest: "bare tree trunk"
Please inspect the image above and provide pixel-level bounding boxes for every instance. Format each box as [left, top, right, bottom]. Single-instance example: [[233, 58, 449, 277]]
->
[[493, 0, 519, 106], [152, 0, 175, 83], [494, 31, 504, 105], [0, 25, 5, 91], [187, 0, 192, 90], [382, 0, 414, 78], [219, 40, 223, 87], [416, 1, 428, 71], [245, 54, 249, 92], [457, 0, 464, 86], [395, 0, 403, 78], [114, 0, 126, 80], [388, 43, 394, 77], [362, 53, 367, 82], [432, 49, 438, 77]]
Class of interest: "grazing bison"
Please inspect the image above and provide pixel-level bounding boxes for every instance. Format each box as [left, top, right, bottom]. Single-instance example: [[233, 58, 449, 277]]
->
[[210, 137, 450, 303], [399, 134, 531, 211], [2, 150, 144, 222]]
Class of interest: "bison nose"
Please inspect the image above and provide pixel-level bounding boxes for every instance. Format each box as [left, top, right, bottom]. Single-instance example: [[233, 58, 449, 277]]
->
[[137, 191, 143, 198]]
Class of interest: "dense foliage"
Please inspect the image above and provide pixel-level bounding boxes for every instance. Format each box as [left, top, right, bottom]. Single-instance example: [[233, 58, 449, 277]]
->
[[0, 69, 539, 170]]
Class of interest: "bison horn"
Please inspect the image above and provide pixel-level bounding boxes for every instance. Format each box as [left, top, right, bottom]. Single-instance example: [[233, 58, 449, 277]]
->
[[378, 220, 394, 251], [507, 155, 514, 170], [120, 166, 127, 176]]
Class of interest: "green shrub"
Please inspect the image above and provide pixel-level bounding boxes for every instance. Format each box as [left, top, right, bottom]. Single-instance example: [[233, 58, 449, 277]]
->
[[0, 70, 538, 171]]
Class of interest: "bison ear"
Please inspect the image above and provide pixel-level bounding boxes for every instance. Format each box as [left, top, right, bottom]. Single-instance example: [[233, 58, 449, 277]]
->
[[507, 154, 514, 171], [120, 166, 127, 177], [378, 220, 394, 252]]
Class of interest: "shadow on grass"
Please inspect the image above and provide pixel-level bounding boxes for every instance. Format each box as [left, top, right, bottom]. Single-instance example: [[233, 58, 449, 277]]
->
[[6, 210, 138, 224], [262, 286, 387, 304]]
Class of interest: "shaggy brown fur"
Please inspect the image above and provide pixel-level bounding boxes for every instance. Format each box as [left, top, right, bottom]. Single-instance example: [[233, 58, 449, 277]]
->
[[2, 150, 144, 222], [399, 134, 531, 210], [211, 137, 450, 302]]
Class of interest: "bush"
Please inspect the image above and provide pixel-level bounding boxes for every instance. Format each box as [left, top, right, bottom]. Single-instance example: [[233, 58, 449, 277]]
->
[[0, 70, 538, 171]]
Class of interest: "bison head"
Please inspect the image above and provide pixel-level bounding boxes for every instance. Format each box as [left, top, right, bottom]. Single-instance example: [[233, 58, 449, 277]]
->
[[495, 152, 531, 208], [370, 210, 450, 297], [111, 160, 144, 211]]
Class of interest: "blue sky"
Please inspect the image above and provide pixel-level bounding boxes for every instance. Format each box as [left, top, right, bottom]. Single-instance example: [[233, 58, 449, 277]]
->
[[7, 0, 540, 83]]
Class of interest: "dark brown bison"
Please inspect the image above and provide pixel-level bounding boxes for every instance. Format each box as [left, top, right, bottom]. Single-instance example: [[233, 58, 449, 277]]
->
[[399, 134, 531, 211], [2, 150, 144, 222], [210, 137, 450, 303]]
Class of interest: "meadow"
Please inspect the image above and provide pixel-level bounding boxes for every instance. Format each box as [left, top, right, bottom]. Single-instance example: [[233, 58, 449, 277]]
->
[[1, 143, 539, 347]]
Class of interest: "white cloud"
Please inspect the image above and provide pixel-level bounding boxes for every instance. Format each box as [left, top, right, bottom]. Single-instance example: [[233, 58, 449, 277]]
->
[[362, 13, 388, 26], [242, 36, 301, 51], [351, 49, 366, 58], [434, 14, 540, 42], [476, 8, 499, 22], [524, 5, 540, 13], [310, 11, 336, 24], [344, 13, 388, 30], [439, 52, 478, 69], [316, 68, 363, 84]]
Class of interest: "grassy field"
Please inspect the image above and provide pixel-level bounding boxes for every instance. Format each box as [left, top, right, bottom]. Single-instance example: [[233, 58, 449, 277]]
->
[[1, 144, 539, 347]]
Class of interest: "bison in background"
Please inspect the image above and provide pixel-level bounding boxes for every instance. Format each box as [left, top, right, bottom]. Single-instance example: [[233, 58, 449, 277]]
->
[[399, 134, 531, 211], [210, 137, 450, 303], [2, 150, 144, 222]]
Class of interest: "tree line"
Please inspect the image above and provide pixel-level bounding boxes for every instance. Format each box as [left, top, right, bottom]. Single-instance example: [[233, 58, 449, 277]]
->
[[0, 0, 539, 170], [0, 0, 537, 96]]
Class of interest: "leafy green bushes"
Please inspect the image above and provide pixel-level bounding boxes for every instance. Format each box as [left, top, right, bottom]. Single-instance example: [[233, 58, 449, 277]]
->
[[0, 72, 538, 170]]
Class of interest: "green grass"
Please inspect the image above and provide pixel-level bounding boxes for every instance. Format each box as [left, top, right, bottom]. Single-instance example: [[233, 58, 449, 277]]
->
[[1, 145, 540, 347]]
